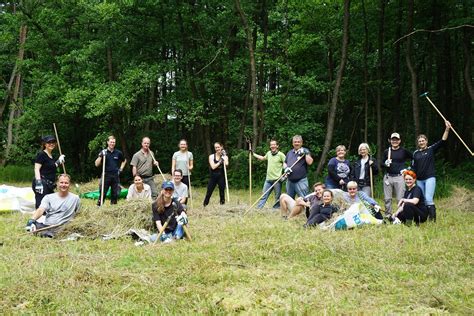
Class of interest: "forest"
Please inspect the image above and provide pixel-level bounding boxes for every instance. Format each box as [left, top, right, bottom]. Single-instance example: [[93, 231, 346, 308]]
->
[[1, 0, 472, 185]]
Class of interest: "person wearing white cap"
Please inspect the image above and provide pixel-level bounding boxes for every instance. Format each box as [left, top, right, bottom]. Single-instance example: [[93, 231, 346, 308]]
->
[[382, 132, 413, 216]]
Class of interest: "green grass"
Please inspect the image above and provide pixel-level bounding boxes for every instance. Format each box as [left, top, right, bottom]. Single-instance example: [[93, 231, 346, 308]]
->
[[0, 165, 32, 183], [0, 186, 473, 314]]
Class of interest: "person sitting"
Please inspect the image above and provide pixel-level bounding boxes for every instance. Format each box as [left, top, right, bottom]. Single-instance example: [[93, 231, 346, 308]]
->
[[126, 175, 152, 201], [342, 181, 383, 219], [151, 181, 188, 243], [304, 190, 339, 227], [280, 182, 325, 219], [25, 174, 81, 238], [392, 170, 428, 225], [172, 169, 189, 206]]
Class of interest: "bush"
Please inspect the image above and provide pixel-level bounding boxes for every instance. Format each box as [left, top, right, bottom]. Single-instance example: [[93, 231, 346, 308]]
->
[[0, 165, 32, 183]]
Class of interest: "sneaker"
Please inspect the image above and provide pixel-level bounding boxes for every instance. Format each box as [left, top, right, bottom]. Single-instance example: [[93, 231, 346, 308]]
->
[[392, 217, 401, 225], [25, 219, 37, 232], [162, 237, 173, 244]]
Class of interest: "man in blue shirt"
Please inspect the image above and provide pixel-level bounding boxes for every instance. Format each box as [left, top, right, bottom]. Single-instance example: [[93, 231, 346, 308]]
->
[[284, 135, 313, 199], [95, 135, 127, 206]]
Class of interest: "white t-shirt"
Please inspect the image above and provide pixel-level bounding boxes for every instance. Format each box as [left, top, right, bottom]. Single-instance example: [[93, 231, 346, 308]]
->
[[173, 181, 189, 199], [40, 192, 81, 226], [172, 151, 193, 176], [127, 183, 152, 200]]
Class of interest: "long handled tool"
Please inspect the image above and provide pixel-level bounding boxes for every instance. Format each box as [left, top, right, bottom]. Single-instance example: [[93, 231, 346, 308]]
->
[[187, 152, 194, 209], [369, 161, 374, 198], [154, 214, 172, 244], [243, 154, 305, 216], [149, 151, 166, 181], [223, 155, 230, 202], [420, 92, 473, 156], [53, 123, 66, 174], [248, 140, 252, 205], [100, 148, 106, 206]]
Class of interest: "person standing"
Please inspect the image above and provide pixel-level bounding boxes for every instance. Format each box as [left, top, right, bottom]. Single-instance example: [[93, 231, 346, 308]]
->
[[284, 135, 313, 199], [171, 139, 193, 187], [203, 142, 228, 206], [130, 137, 160, 199], [252, 140, 286, 209], [325, 145, 351, 190], [351, 143, 378, 197], [32, 135, 65, 208], [382, 132, 413, 216], [95, 135, 126, 206], [26, 174, 81, 238], [411, 121, 451, 221]]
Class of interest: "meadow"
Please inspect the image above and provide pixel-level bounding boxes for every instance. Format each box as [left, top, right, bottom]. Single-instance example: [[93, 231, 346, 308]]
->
[[0, 184, 473, 314]]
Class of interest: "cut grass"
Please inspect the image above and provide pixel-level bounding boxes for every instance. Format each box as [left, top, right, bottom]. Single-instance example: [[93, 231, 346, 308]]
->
[[0, 185, 473, 314]]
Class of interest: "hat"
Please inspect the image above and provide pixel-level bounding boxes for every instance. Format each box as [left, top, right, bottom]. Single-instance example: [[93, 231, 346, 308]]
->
[[161, 181, 175, 190], [390, 132, 401, 139], [42, 135, 57, 143]]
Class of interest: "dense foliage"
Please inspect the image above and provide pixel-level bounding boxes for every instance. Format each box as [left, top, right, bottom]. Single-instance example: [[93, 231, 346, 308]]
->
[[1, 0, 472, 184]]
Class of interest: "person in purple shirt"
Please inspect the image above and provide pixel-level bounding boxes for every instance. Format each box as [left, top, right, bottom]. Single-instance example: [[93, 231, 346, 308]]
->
[[411, 120, 451, 221], [325, 145, 351, 190], [284, 135, 314, 199]]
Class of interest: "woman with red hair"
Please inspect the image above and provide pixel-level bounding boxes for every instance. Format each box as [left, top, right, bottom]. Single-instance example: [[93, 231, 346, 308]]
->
[[392, 170, 428, 225]]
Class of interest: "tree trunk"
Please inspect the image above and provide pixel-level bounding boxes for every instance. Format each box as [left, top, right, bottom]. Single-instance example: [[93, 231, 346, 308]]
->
[[235, 0, 258, 146], [3, 25, 27, 165], [405, 0, 420, 136], [315, 0, 351, 176], [361, 0, 369, 143], [375, 0, 386, 169], [257, 0, 268, 145]]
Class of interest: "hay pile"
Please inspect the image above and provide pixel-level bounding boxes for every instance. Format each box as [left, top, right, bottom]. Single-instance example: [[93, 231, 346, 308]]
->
[[439, 185, 473, 213], [57, 199, 154, 239]]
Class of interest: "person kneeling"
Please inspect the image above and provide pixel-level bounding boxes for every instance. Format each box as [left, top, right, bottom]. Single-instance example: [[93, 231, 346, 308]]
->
[[152, 181, 188, 243], [25, 174, 81, 238], [304, 190, 339, 228], [392, 170, 428, 225]]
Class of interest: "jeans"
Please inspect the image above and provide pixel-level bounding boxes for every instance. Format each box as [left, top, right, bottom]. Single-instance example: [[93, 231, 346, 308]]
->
[[416, 177, 436, 206], [286, 177, 309, 199], [151, 224, 184, 242], [257, 179, 282, 209]]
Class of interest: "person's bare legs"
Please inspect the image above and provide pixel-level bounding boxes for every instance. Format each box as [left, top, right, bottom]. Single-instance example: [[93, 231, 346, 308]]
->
[[279, 194, 295, 217], [288, 197, 306, 219]]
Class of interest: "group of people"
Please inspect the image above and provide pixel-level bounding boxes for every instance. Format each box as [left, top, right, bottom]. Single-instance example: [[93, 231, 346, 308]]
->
[[26, 119, 452, 238]]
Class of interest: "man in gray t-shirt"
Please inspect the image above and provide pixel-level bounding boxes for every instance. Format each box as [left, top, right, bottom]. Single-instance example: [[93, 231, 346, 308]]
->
[[172, 169, 189, 205], [26, 174, 81, 237]]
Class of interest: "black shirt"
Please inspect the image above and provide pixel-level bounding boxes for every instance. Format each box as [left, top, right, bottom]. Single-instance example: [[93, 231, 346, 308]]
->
[[35, 151, 57, 182], [383, 147, 413, 175], [152, 200, 185, 233], [403, 185, 426, 210], [99, 149, 124, 174], [412, 140, 444, 180]]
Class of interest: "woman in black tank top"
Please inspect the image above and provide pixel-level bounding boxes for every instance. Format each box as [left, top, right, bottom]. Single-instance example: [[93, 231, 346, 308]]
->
[[203, 142, 229, 206]]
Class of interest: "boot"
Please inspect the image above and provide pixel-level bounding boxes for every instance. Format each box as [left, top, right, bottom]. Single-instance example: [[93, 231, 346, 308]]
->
[[427, 205, 436, 222]]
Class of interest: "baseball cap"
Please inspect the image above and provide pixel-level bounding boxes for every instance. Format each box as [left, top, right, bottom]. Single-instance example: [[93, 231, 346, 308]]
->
[[161, 181, 175, 190], [390, 132, 401, 139], [42, 135, 57, 143]]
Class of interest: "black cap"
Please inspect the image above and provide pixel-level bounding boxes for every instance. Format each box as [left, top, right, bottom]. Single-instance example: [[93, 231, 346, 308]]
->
[[42, 135, 57, 143]]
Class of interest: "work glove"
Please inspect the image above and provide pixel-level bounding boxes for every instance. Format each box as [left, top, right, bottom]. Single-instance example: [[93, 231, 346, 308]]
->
[[176, 212, 188, 225], [221, 150, 227, 157], [25, 219, 37, 232], [55, 154, 65, 167], [284, 167, 292, 175], [399, 168, 407, 176], [298, 148, 310, 157], [99, 149, 107, 157], [34, 179, 44, 194], [279, 173, 288, 183], [384, 159, 392, 167], [219, 157, 225, 164]]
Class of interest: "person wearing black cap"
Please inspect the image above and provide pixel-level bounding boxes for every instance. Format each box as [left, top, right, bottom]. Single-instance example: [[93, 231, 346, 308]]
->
[[152, 181, 188, 243], [95, 135, 126, 206], [382, 132, 413, 216], [32, 135, 65, 208]]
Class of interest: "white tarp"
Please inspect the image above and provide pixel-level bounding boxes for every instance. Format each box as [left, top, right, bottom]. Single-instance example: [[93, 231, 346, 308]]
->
[[0, 185, 35, 213]]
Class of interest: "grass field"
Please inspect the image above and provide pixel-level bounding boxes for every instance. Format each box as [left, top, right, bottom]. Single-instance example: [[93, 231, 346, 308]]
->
[[0, 184, 473, 314]]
